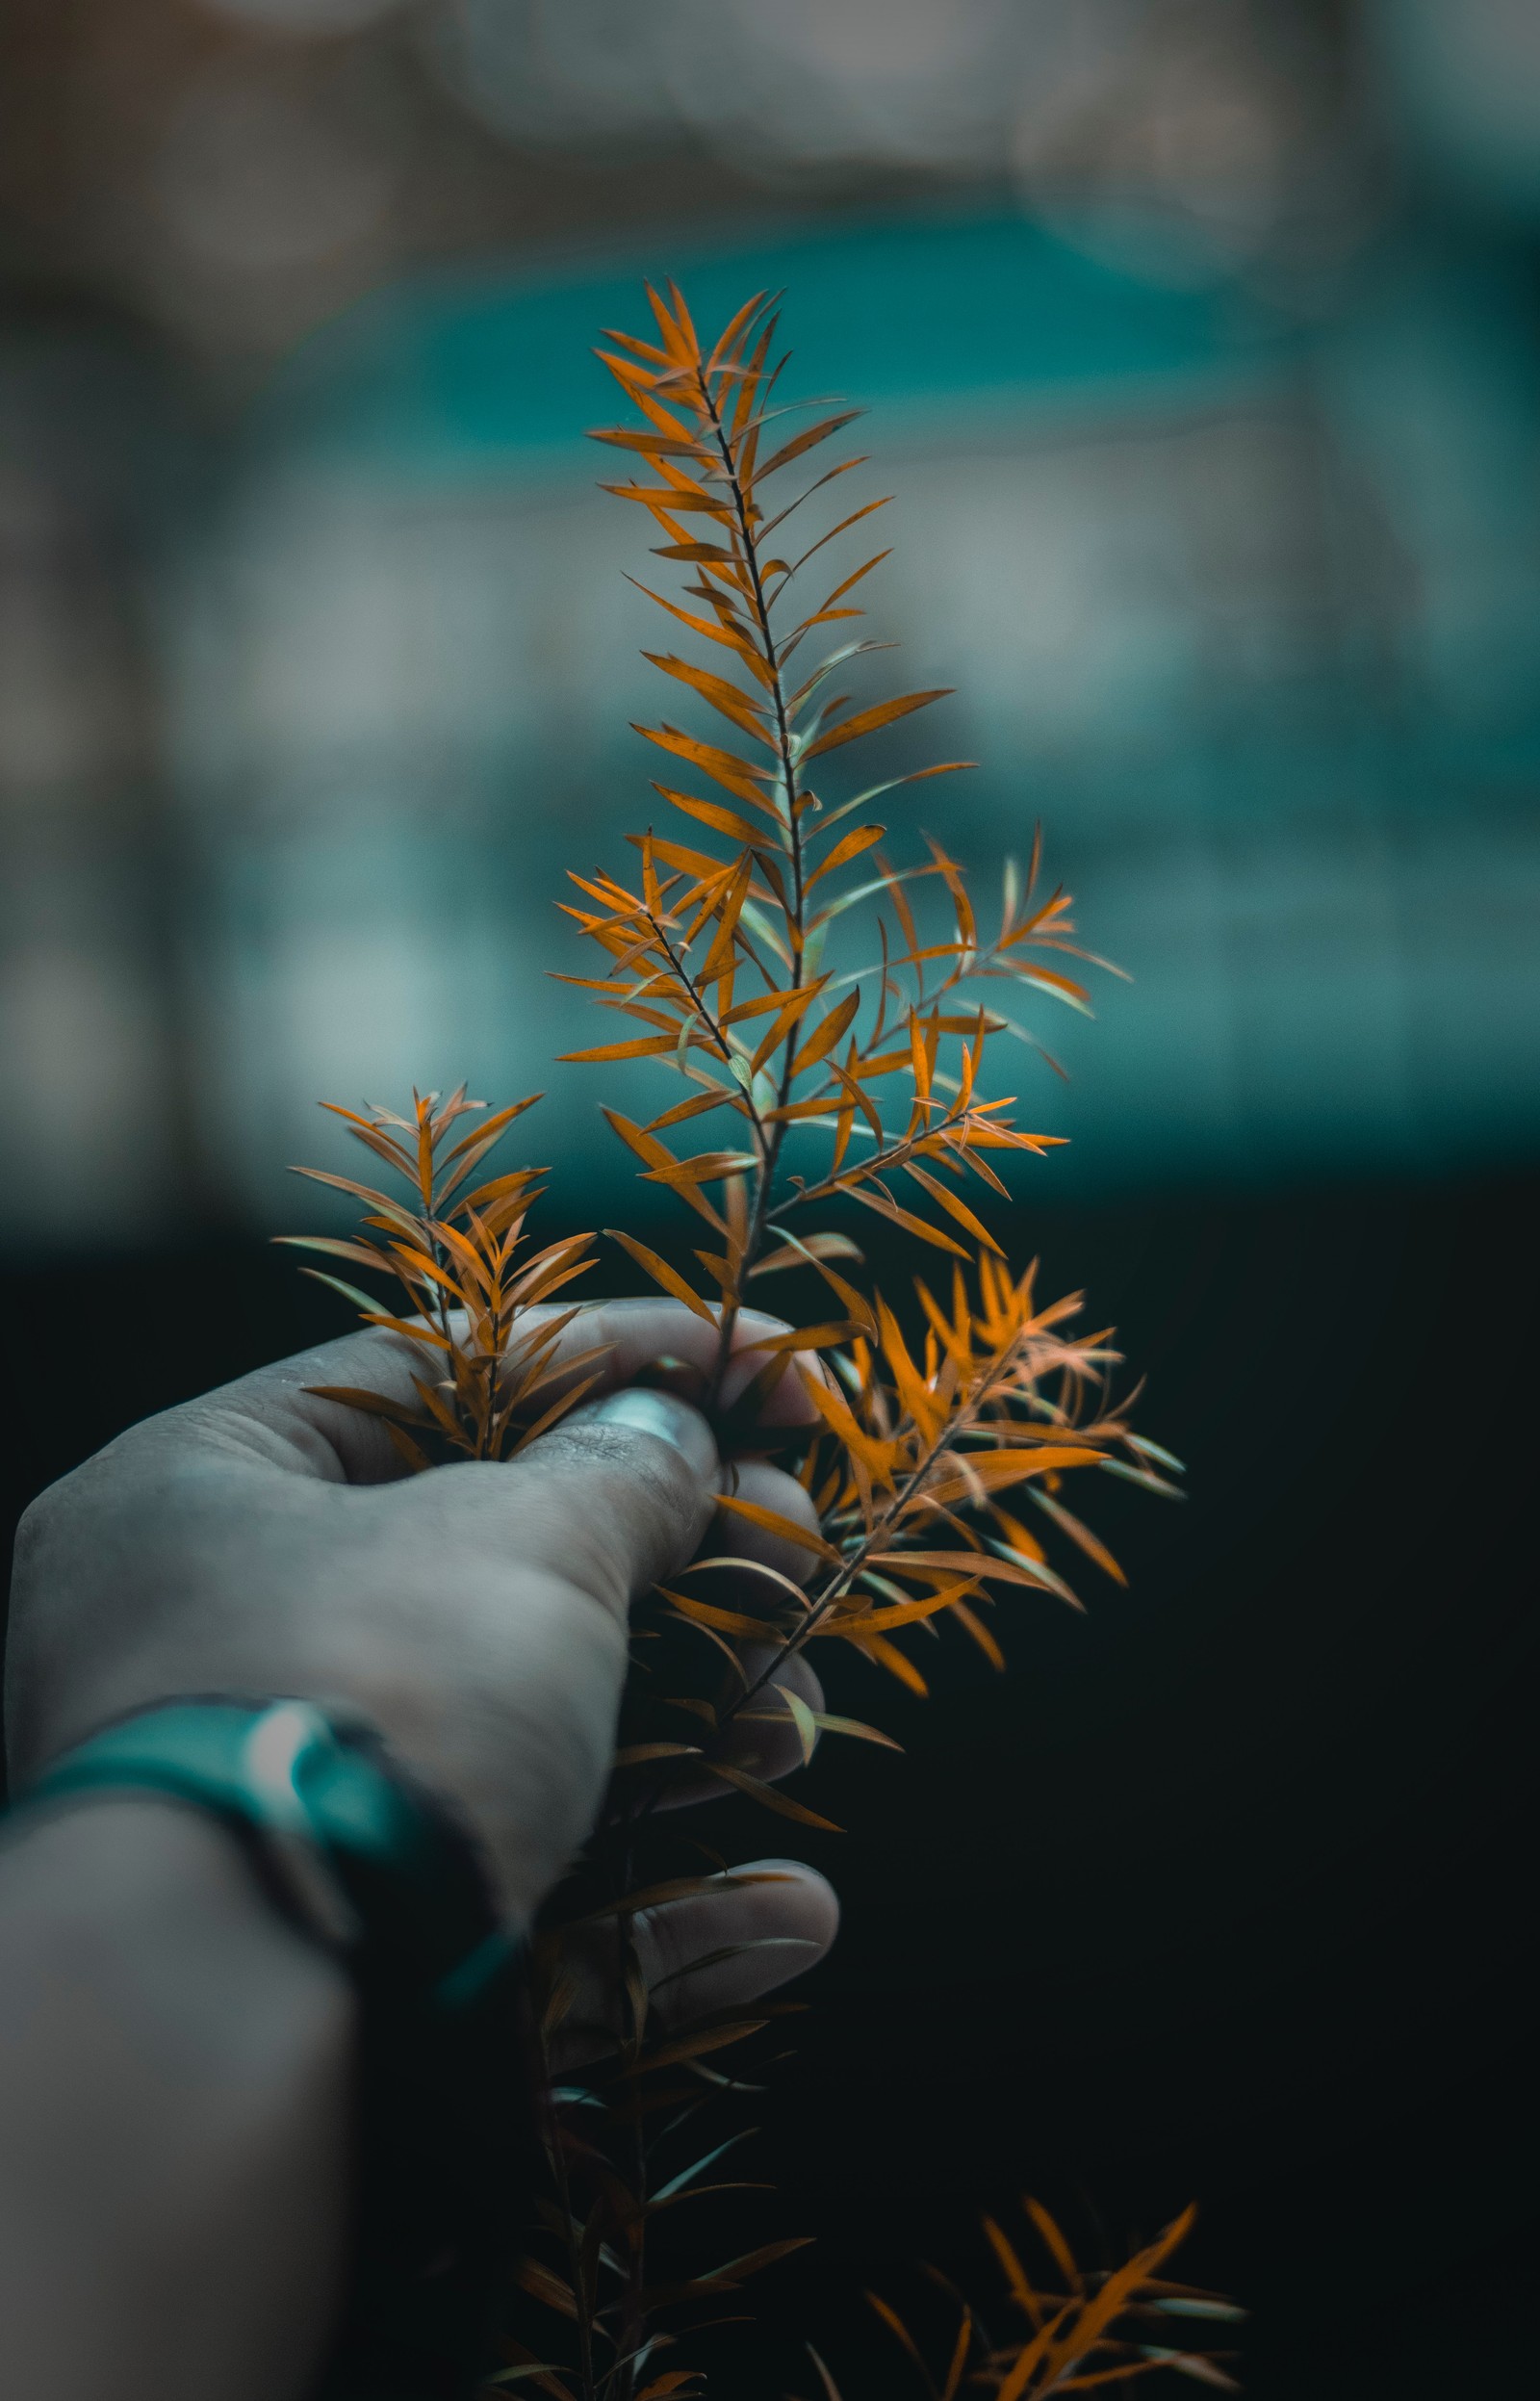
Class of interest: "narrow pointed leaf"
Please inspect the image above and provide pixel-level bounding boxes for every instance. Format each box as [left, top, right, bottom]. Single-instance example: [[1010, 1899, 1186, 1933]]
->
[[605, 1231, 718, 1325]]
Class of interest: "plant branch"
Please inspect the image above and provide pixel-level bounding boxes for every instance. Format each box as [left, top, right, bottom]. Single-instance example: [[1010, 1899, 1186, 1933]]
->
[[763, 1102, 978, 1223], [710, 1319, 1045, 1734], [692, 352, 809, 1403], [645, 904, 771, 1160]]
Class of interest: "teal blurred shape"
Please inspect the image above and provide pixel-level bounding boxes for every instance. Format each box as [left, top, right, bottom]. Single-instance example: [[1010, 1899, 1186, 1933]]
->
[[260, 209, 1283, 472]]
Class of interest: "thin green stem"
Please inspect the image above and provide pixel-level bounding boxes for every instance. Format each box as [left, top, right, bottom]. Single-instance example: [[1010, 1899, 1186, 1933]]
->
[[692, 360, 809, 1405], [763, 1101, 975, 1224], [614, 1883, 648, 2401], [644, 907, 770, 1160], [546, 2052, 599, 2401]]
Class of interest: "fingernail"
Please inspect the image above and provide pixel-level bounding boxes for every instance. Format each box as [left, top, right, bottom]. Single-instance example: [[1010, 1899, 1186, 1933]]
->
[[581, 1387, 718, 1478], [717, 1350, 790, 1414], [634, 1355, 707, 1405], [714, 1316, 789, 1410], [718, 1337, 819, 1422]]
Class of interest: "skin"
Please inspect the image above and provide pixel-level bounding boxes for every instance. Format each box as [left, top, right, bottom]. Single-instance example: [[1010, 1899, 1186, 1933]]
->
[[0, 1299, 840, 2401]]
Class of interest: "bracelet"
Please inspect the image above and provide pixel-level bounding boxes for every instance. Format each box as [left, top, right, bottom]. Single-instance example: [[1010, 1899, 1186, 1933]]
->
[[12, 1698, 536, 2401]]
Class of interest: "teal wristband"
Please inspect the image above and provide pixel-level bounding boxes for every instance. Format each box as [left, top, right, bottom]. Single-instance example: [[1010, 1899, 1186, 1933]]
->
[[15, 1699, 534, 2401]]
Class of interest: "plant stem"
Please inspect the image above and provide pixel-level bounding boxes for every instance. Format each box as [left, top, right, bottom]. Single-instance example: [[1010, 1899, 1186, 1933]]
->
[[693, 357, 807, 1407], [644, 907, 770, 1161], [762, 1100, 979, 1224], [548, 2056, 599, 2401]]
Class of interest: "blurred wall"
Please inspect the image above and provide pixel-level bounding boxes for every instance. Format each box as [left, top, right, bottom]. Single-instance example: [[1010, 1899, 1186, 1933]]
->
[[1, 0, 1537, 1245]]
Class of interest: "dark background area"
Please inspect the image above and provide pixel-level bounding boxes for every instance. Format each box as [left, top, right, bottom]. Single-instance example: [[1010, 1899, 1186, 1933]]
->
[[5, 1168, 1534, 2393]]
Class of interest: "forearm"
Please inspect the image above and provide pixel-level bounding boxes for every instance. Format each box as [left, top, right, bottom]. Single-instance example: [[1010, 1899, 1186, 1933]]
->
[[0, 1798, 353, 2401]]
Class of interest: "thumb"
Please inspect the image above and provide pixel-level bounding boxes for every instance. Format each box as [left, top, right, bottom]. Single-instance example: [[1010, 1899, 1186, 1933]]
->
[[446, 1387, 721, 1626], [363, 1390, 720, 1922]]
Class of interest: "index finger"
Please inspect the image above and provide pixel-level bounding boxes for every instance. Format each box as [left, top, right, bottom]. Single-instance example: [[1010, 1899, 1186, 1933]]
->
[[174, 1298, 822, 1486]]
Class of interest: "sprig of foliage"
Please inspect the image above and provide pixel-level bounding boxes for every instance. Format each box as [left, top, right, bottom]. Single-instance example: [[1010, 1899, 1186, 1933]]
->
[[561, 280, 1108, 1405], [281, 1086, 601, 1466], [835, 2199, 1243, 2400], [556, 282, 1168, 1725], [292, 281, 1205, 2401]]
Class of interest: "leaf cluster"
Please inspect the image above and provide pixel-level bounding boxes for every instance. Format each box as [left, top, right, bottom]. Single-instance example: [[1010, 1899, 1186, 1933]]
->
[[839, 2199, 1243, 2399], [560, 278, 1111, 1385], [281, 1086, 599, 1468]]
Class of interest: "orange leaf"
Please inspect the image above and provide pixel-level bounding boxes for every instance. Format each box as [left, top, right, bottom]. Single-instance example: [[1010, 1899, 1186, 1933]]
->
[[653, 540, 737, 565], [952, 1599, 1006, 1669], [704, 1762, 842, 1832], [602, 1107, 680, 1173], [922, 1446, 1104, 1506], [588, 426, 710, 460], [800, 1367, 896, 1479], [845, 1183, 969, 1258], [641, 1148, 757, 1184], [706, 286, 776, 376], [790, 989, 860, 1076], [645, 652, 771, 744], [748, 983, 825, 1075], [1029, 1487, 1128, 1585], [302, 1383, 428, 1428], [602, 483, 732, 520], [721, 982, 816, 1026], [637, 724, 774, 810], [1037, 2210, 1196, 2384], [1024, 2197, 1082, 2291], [803, 687, 950, 761], [804, 821, 887, 890], [612, 1743, 703, 1768], [646, 1087, 737, 1133], [866, 2293, 929, 2379], [983, 2215, 1045, 2327], [742, 1321, 861, 1352], [625, 830, 729, 880], [903, 1164, 1003, 1255], [655, 787, 776, 848], [844, 1632, 928, 1695], [272, 1233, 393, 1275], [603, 1107, 728, 1230], [660, 1588, 783, 1641], [715, 1492, 840, 1561], [557, 1033, 683, 1063], [747, 1231, 864, 1276], [514, 2260, 579, 2321], [846, 1581, 978, 1633], [604, 1230, 717, 1325], [755, 409, 862, 481]]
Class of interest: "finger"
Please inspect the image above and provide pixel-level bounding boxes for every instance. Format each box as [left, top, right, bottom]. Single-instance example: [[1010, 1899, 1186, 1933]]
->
[[345, 1390, 723, 1919], [654, 1644, 825, 1811], [410, 1388, 723, 1633], [720, 1644, 827, 1784], [705, 1461, 825, 1594], [654, 1461, 827, 1815], [549, 1859, 838, 2071], [551, 1299, 824, 1434], [172, 1300, 821, 1487]]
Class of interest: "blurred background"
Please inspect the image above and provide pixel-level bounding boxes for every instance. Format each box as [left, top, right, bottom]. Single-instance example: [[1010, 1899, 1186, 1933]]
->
[[1, 3, 1536, 2392]]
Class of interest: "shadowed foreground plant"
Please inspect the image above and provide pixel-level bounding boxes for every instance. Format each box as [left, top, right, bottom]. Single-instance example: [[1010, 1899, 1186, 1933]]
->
[[830, 2199, 1243, 2399], [291, 281, 1213, 2398]]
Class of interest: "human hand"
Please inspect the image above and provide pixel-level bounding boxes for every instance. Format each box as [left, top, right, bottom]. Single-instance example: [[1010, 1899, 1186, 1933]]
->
[[6, 1301, 839, 2029]]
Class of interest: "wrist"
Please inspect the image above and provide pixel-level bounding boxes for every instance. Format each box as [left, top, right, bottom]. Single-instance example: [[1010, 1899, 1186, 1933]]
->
[[9, 1697, 540, 2399], [0, 1795, 352, 2401]]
